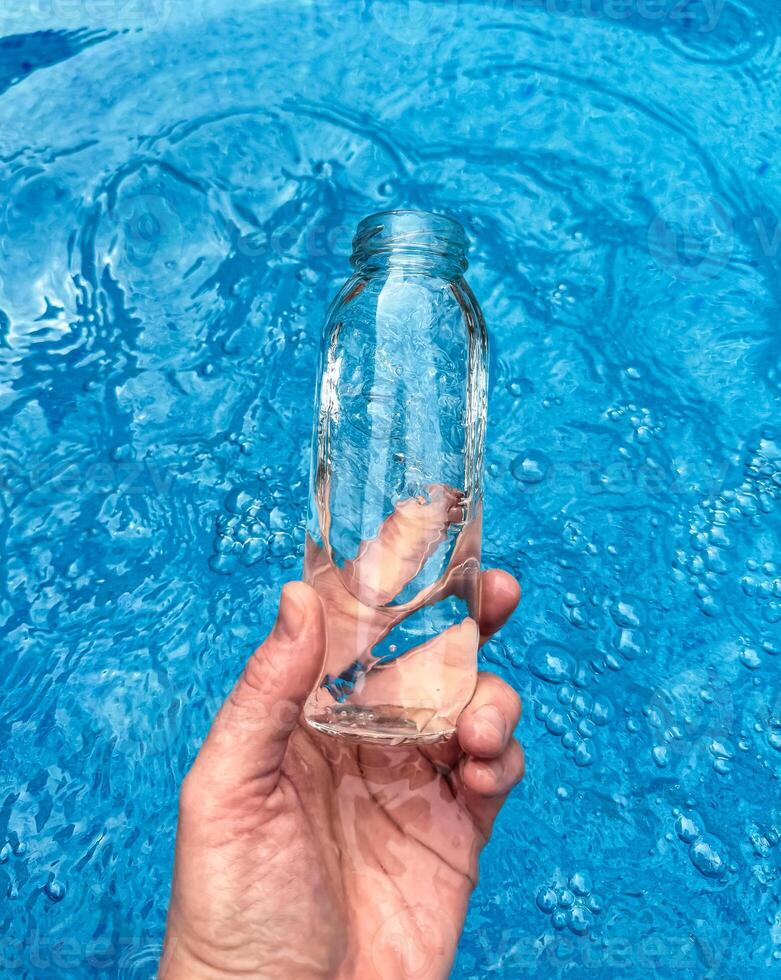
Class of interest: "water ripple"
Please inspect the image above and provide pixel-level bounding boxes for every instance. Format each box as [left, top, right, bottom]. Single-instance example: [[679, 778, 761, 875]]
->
[[0, 2, 779, 977]]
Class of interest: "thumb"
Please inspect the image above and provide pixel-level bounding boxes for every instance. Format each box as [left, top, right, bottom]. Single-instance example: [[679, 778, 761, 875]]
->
[[191, 581, 325, 796]]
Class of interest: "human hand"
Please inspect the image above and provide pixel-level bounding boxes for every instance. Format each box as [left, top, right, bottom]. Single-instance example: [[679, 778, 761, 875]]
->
[[160, 571, 523, 980]]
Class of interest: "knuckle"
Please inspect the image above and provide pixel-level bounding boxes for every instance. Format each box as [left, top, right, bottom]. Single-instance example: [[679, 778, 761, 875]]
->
[[238, 645, 279, 699]]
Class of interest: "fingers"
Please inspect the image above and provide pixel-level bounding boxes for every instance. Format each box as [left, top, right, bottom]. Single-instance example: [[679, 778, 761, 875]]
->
[[454, 673, 524, 838], [188, 581, 325, 798], [348, 618, 479, 738], [478, 569, 520, 644], [457, 671, 522, 758], [343, 484, 461, 606], [459, 739, 525, 836]]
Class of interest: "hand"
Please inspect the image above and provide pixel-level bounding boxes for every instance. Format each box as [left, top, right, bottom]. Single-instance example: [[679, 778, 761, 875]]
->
[[304, 485, 489, 737], [160, 571, 523, 980]]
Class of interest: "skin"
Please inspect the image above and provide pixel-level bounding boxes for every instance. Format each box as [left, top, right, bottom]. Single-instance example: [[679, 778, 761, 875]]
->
[[304, 486, 486, 729], [161, 495, 524, 980]]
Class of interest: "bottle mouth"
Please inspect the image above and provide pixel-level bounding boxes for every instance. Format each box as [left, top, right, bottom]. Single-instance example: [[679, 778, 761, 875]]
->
[[350, 209, 468, 274]]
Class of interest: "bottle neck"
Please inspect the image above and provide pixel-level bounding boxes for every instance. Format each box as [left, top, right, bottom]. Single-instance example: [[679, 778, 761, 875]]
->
[[350, 210, 468, 280]]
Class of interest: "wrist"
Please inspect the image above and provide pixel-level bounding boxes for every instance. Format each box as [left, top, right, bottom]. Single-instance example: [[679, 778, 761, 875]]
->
[[159, 947, 212, 980], [160, 933, 344, 980], [159, 934, 234, 980]]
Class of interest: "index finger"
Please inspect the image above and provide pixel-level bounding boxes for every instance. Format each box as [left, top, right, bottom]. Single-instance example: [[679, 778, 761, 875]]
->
[[479, 569, 521, 644], [341, 483, 464, 606]]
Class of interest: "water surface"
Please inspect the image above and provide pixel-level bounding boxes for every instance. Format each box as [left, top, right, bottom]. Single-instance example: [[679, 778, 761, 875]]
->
[[1, 1, 780, 976]]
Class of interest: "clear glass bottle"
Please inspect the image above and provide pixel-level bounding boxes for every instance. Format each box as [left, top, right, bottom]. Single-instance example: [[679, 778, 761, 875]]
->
[[302, 210, 488, 744]]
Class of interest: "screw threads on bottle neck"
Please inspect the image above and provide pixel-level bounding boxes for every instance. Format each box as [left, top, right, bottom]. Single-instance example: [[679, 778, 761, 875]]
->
[[350, 210, 468, 278]]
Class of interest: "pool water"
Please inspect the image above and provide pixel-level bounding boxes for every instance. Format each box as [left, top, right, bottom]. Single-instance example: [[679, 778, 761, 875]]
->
[[1, 1, 780, 976]]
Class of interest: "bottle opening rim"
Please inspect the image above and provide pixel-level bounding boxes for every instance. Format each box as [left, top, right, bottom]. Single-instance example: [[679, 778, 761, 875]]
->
[[351, 209, 468, 272]]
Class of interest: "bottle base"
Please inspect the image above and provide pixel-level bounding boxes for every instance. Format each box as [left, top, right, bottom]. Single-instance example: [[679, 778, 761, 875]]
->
[[303, 703, 456, 746]]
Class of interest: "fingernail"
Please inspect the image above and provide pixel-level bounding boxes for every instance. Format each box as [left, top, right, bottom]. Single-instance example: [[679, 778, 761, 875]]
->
[[275, 585, 305, 642], [475, 704, 506, 742]]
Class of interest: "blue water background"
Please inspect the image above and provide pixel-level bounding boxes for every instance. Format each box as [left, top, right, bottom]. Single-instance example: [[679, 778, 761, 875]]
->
[[1, 1, 780, 976]]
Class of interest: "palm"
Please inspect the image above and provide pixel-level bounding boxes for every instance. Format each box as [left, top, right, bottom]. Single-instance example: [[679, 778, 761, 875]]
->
[[170, 721, 489, 980]]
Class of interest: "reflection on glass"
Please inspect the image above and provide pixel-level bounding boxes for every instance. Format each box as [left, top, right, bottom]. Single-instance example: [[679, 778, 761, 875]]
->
[[303, 211, 488, 744]]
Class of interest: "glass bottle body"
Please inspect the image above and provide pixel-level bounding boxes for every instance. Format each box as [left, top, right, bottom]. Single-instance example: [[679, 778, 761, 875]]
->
[[302, 211, 488, 745]]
